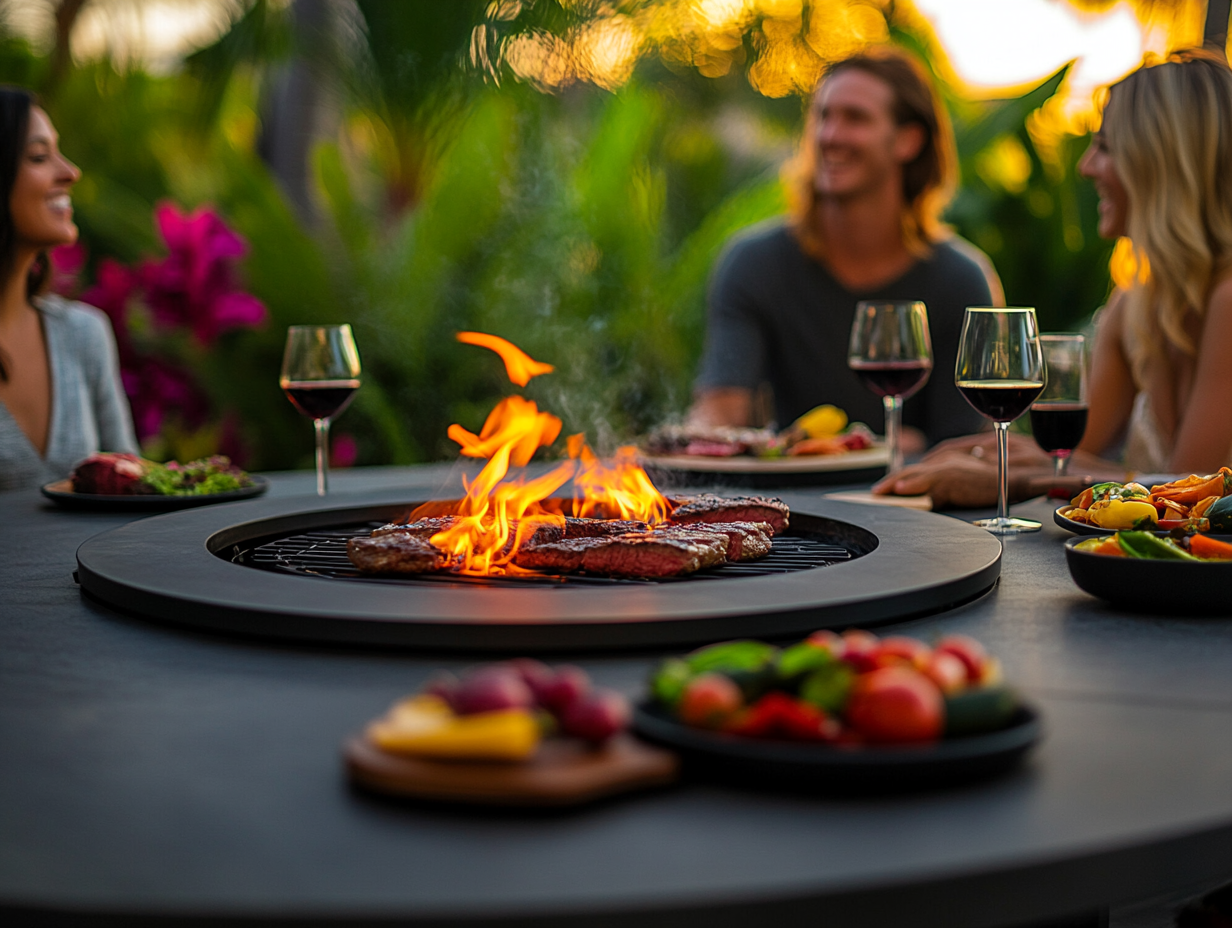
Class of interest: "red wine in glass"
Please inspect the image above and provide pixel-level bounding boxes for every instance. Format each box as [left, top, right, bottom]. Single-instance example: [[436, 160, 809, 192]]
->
[[1029, 402, 1088, 454], [849, 359, 932, 400], [956, 380, 1044, 422], [283, 380, 361, 420]]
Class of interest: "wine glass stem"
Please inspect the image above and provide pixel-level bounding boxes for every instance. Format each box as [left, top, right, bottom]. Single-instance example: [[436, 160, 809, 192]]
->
[[883, 394, 904, 473], [314, 417, 331, 497], [1054, 451, 1070, 478], [995, 421, 1010, 523]]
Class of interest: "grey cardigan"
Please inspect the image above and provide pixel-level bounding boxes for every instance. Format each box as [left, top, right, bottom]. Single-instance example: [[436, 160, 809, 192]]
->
[[0, 295, 138, 492]]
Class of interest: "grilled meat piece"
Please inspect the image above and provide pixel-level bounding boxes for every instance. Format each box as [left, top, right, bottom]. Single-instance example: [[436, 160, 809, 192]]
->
[[373, 516, 563, 551], [669, 494, 790, 535], [564, 517, 649, 538], [581, 533, 723, 578], [672, 521, 772, 561], [372, 516, 456, 538], [514, 537, 614, 573], [347, 533, 444, 574], [648, 527, 729, 565]]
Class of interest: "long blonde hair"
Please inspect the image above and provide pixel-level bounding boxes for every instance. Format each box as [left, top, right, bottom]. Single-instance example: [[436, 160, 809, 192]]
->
[[1104, 49, 1232, 382], [785, 46, 956, 260]]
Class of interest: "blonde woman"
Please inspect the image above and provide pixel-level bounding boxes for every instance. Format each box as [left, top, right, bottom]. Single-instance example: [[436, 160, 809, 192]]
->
[[876, 49, 1232, 506]]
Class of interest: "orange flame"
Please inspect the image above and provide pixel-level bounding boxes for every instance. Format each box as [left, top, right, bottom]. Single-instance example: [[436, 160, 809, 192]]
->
[[457, 331, 554, 386], [429, 332, 670, 574], [569, 436, 671, 524]]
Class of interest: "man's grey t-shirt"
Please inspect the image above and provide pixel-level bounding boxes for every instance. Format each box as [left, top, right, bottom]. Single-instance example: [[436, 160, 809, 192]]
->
[[696, 220, 996, 444]]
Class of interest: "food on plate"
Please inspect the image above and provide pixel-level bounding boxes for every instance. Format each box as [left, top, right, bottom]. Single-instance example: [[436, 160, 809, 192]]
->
[[70, 452, 254, 496], [1074, 530, 1232, 561], [1061, 470, 1232, 532], [348, 495, 789, 579], [365, 661, 630, 762], [648, 631, 1016, 744], [643, 405, 875, 459]]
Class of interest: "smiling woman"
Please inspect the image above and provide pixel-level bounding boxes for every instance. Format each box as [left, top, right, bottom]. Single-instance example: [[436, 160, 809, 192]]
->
[[0, 87, 137, 492]]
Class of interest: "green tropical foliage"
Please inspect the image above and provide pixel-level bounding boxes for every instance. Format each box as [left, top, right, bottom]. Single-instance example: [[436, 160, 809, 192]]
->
[[0, 1, 1114, 469]]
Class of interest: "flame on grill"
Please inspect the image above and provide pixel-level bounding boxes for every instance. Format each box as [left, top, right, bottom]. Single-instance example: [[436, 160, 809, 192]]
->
[[424, 332, 670, 574]]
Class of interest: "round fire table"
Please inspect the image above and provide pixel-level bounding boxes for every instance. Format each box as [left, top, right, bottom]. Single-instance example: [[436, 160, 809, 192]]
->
[[3, 468, 1232, 927]]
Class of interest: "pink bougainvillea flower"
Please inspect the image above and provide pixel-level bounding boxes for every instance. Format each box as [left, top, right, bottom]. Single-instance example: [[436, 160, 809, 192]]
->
[[49, 242, 85, 296], [121, 356, 210, 442], [80, 258, 139, 359], [331, 432, 358, 469], [141, 201, 267, 345]]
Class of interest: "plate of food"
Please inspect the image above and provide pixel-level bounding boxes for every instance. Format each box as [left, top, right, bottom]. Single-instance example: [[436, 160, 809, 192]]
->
[[344, 660, 678, 806], [1054, 469, 1232, 536], [642, 406, 889, 488], [1066, 531, 1232, 613], [633, 631, 1039, 790], [42, 452, 267, 511]]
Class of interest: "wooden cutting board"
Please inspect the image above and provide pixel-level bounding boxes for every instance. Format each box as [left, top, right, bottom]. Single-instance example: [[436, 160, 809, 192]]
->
[[344, 734, 679, 806]]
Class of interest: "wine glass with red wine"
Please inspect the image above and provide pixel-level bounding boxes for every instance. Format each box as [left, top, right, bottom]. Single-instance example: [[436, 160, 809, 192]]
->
[[848, 300, 933, 473], [280, 325, 362, 496], [1030, 334, 1087, 478], [955, 307, 1045, 534]]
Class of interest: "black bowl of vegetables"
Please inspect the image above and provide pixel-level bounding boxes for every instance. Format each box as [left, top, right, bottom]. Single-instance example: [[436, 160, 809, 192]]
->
[[1065, 532, 1232, 614]]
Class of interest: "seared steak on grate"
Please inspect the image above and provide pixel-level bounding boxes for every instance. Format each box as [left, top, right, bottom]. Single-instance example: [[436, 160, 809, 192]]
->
[[670, 494, 790, 535], [514, 537, 614, 572], [564, 517, 649, 538], [648, 528, 730, 565], [347, 534, 444, 574], [581, 533, 723, 578], [671, 521, 772, 561], [372, 516, 456, 538]]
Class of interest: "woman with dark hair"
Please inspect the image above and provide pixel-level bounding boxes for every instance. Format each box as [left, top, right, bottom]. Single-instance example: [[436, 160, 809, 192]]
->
[[0, 87, 136, 491]]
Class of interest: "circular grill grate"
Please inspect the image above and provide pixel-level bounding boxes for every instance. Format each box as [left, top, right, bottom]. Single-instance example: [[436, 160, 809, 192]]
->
[[234, 523, 856, 588]]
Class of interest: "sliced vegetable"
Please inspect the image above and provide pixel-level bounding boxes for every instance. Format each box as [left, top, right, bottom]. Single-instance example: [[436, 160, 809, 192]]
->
[[683, 640, 777, 674], [1116, 531, 1200, 561], [1187, 534, 1232, 560], [943, 686, 1019, 738]]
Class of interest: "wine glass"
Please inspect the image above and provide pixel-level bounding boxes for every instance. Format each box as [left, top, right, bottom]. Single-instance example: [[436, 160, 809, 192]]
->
[[280, 325, 362, 496], [1030, 334, 1087, 478], [848, 300, 933, 474], [955, 307, 1045, 534]]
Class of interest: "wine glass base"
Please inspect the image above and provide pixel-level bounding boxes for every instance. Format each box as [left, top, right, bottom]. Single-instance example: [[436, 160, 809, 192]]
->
[[971, 516, 1042, 535]]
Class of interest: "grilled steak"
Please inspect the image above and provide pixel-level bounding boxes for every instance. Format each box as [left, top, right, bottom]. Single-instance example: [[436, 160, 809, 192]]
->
[[347, 534, 444, 574], [648, 527, 729, 565], [514, 537, 614, 572], [670, 494, 790, 535], [673, 521, 772, 561], [373, 516, 563, 551], [581, 533, 722, 579], [564, 517, 649, 538], [372, 516, 456, 538]]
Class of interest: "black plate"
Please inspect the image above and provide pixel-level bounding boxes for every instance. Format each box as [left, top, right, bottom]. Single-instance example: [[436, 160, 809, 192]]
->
[[632, 701, 1040, 791], [41, 476, 269, 511], [1053, 506, 1112, 535], [1065, 535, 1232, 613]]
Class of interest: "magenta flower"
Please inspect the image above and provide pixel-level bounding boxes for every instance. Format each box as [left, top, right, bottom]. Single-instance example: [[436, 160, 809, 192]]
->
[[49, 243, 85, 296], [80, 258, 139, 359], [121, 356, 210, 443], [141, 202, 268, 344]]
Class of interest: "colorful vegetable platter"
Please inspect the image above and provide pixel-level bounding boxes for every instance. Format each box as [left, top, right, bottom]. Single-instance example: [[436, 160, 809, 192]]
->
[[1065, 532, 1232, 613], [1056, 470, 1232, 535], [633, 632, 1039, 790]]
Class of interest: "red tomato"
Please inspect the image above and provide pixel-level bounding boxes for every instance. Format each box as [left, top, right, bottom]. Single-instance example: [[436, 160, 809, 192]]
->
[[923, 650, 967, 694], [870, 635, 930, 670], [839, 629, 880, 672], [805, 629, 843, 656], [678, 673, 743, 728], [845, 667, 944, 742], [935, 634, 989, 683]]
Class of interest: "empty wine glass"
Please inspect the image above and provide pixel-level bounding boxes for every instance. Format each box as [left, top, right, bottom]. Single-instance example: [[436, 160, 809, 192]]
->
[[955, 307, 1045, 534], [280, 325, 362, 496], [848, 300, 933, 474], [1030, 334, 1088, 478]]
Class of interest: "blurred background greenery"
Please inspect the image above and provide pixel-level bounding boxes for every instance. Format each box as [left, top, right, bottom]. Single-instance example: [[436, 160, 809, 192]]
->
[[0, 0, 1224, 470]]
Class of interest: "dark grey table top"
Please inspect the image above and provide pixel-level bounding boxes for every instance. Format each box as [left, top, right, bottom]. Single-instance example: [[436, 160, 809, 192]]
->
[[3, 466, 1232, 927]]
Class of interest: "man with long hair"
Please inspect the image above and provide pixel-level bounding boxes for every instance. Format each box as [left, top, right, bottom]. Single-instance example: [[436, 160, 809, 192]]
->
[[690, 46, 1003, 447]]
